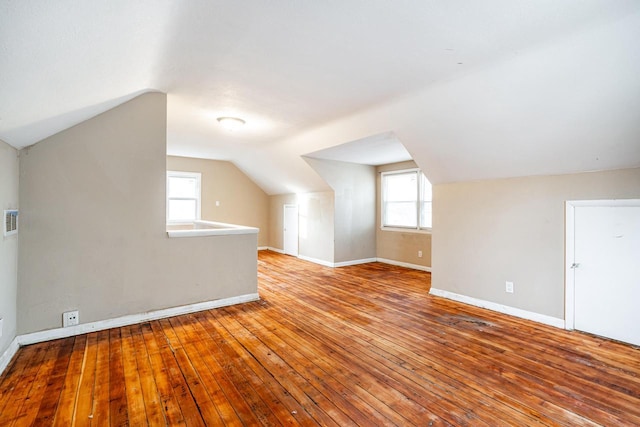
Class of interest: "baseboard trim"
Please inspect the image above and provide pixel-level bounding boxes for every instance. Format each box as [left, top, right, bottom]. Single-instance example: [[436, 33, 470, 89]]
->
[[257, 246, 269, 251], [429, 288, 565, 329], [0, 337, 20, 376], [334, 258, 377, 267], [298, 254, 334, 267], [17, 293, 260, 347], [285, 253, 431, 270], [266, 247, 285, 254], [377, 258, 432, 272]]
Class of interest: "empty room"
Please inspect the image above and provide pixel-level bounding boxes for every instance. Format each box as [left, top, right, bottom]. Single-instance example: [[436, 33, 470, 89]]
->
[[1, 1, 639, 425]]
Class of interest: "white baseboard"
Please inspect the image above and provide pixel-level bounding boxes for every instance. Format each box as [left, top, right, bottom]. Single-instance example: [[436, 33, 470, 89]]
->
[[429, 288, 565, 329], [286, 253, 431, 271], [0, 337, 20, 376], [334, 258, 377, 267], [257, 246, 269, 251], [298, 254, 334, 267], [17, 293, 260, 347], [298, 255, 378, 267], [377, 258, 432, 272], [266, 246, 285, 254]]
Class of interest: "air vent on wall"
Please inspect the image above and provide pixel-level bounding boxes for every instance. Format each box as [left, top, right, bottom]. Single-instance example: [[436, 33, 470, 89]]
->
[[4, 210, 18, 237]]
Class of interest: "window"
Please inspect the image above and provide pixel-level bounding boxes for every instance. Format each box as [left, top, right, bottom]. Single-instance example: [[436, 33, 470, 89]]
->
[[167, 171, 201, 222], [381, 169, 432, 230]]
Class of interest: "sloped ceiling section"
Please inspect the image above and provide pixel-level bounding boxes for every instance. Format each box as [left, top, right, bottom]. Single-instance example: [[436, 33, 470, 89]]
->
[[1, 1, 639, 195], [304, 133, 412, 167]]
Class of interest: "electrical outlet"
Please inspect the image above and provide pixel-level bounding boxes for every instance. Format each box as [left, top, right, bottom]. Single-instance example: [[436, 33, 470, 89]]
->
[[505, 281, 514, 293], [63, 310, 79, 327], [418, 250, 423, 258]]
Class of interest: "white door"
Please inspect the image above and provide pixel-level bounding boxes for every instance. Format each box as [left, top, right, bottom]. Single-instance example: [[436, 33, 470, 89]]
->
[[570, 202, 640, 346], [283, 204, 299, 257]]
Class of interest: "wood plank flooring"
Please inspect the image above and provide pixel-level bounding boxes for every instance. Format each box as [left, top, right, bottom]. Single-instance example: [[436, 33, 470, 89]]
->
[[1, 250, 639, 426]]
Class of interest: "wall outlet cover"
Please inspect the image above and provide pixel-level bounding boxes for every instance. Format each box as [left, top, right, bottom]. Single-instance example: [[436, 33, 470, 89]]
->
[[506, 281, 514, 293], [63, 310, 79, 327]]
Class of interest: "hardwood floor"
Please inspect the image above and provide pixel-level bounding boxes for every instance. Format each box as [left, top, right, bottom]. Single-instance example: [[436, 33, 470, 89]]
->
[[1, 251, 639, 426]]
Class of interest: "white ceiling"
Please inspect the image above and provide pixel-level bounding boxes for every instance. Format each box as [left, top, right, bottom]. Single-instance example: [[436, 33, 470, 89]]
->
[[304, 132, 412, 166], [1, 1, 639, 194]]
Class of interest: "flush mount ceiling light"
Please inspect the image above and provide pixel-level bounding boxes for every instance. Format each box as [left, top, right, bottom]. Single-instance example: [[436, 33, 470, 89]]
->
[[217, 116, 246, 131]]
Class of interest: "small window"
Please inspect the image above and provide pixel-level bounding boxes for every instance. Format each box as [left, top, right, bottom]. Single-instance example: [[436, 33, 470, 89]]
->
[[167, 171, 201, 222], [381, 169, 432, 231]]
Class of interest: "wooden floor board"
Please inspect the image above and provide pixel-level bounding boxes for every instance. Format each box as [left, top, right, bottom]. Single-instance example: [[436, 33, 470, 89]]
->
[[90, 329, 111, 426], [198, 312, 295, 426], [230, 303, 406, 426], [0, 343, 48, 418], [51, 334, 89, 426], [31, 336, 79, 425], [107, 328, 129, 426], [258, 278, 535, 425], [246, 298, 531, 425], [139, 322, 185, 426], [1, 250, 639, 426]]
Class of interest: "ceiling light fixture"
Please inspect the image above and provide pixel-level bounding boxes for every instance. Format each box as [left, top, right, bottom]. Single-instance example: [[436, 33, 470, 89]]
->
[[217, 116, 246, 131]]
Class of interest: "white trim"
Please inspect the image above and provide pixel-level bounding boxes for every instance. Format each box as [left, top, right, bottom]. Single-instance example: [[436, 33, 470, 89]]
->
[[565, 201, 576, 330], [429, 288, 565, 329], [377, 257, 432, 272], [566, 199, 640, 207], [297, 254, 334, 267], [297, 255, 378, 268], [0, 337, 20, 375], [380, 226, 432, 235], [380, 168, 433, 231], [280, 253, 431, 271], [266, 246, 285, 254], [564, 198, 640, 331], [257, 246, 269, 251], [166, 220, 258, 238], [334, 258, 377, 267], [17, 293, 260, 346]]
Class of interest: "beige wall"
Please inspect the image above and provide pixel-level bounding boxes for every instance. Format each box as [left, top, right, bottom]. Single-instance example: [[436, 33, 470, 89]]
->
[[298, 191, 335, 263], [0, 140, 19, 356], [304, 158, 376, 263], [269, 191, 335, 264], [269, 159, 431, 267], [269, 193, 297, 250], [432, 167, 640, 320], [167, 156, 269, 247], [18, 93, 257, 334], [376, 161, 432, 268]]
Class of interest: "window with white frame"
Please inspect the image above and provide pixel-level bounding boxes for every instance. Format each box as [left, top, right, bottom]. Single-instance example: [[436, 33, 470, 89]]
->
[[381, 169, 432, 230], [167, 171, 201, 222]]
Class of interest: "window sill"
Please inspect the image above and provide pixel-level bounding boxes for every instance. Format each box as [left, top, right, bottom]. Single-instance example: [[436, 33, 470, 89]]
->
[[380, 226, 432, 235]]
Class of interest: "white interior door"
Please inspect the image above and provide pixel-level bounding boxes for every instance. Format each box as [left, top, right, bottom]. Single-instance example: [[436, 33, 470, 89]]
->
[[283, 204, 299, 257], [570, 202, 640, 346]]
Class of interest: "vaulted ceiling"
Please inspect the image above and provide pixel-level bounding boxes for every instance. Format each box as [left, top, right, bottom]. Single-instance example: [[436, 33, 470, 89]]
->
[[1, 1, 639, 194]]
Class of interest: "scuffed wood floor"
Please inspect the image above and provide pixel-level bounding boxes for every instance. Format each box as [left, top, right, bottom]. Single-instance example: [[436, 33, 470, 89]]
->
[[0, 250, 639, 425]]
